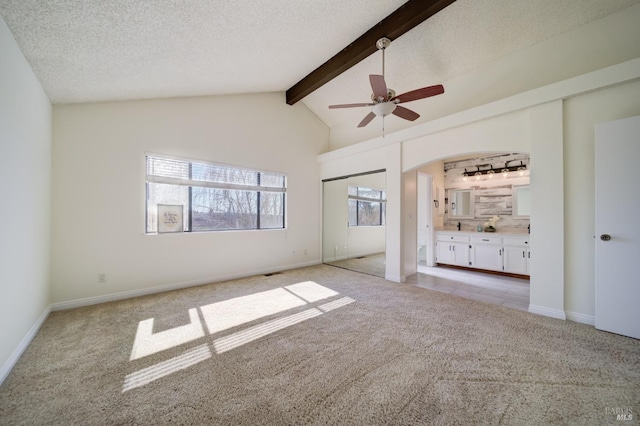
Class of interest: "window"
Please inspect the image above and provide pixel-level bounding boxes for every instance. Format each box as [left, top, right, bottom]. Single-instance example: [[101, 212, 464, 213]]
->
[[146, 154, 286, 233], [348, 185, 386, 226]]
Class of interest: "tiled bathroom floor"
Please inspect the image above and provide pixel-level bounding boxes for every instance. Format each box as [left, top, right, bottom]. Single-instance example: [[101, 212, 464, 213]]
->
[[406, 263, 530, 312]]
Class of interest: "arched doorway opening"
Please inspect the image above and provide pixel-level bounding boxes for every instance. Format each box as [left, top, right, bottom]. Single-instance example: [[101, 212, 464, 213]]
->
[[411, 152, 531, 311]]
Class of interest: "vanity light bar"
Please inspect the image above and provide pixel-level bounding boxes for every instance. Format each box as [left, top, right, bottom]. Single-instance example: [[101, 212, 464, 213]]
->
[[462, 161, 527, 178]]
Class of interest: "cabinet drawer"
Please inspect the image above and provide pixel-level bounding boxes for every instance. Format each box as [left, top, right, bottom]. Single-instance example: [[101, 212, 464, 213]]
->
[[437, 233, 469, 243], [503, 236, 529, 246], [471, 235, 502, 245]]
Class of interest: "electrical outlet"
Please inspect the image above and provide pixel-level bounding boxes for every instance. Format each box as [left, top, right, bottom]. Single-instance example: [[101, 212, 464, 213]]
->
[[98, 273, 106, 284]]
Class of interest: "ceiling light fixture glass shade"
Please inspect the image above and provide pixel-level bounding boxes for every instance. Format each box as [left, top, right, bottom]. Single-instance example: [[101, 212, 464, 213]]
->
[[487, 169, 495, 178], [475, 172, 482, 180], [372, 102, 397, 117], [518, 166, 525, 176], [502, 169, 509, 178]]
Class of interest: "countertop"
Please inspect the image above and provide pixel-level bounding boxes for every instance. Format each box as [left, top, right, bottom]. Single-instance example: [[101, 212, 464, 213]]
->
[[436, 228, 529, 236]]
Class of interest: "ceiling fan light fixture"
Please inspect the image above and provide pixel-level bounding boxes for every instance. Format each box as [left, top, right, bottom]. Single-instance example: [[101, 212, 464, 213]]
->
[[376, 37, 391, 50], [327, 36, 444, 129], [372, 102, 397, 117]]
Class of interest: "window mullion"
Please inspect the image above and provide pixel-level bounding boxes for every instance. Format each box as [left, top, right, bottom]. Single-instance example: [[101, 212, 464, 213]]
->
[[257, 173, 261, 229], [188, 163, 193, 232]]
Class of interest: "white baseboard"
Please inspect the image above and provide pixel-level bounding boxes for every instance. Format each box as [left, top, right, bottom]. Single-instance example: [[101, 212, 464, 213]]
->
[[566, 311, 595, 326], [323, 255, 348, 263], [528, 304, 567, 320], [0, 305, 51, 385], [385, 274, 405, 283], [51, 259, 321, 312]]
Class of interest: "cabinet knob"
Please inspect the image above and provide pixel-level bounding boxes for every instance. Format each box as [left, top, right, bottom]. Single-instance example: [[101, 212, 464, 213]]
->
[[600, 234, 611, 241]]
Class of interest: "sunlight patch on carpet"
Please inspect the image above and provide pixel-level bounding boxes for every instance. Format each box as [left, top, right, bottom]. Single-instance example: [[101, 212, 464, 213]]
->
[[200, 281, 339, 336], [124, 281, 355, 391], [122, 344, 212, 392], [319, 297, 355, 312], [213, 308, 324, 354], [129, 308, 205, 361], [284, 281, 339, 303]]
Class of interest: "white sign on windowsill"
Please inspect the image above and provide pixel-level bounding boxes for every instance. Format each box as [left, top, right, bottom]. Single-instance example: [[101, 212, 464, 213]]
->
[[158, 204, 184, 233]]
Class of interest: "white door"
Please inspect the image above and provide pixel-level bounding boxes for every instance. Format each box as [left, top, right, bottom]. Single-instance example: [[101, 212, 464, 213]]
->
[[417, 173, 433, 265], [595, 115, 640, 339]]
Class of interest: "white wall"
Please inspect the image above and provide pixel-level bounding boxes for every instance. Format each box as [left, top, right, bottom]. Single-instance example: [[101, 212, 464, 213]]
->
[[0, 17, 52, 382], [563, 79, 640, 321], [402, 170, 418, 277], [528, 100, 565, 319], [51, 93, 328, 306]]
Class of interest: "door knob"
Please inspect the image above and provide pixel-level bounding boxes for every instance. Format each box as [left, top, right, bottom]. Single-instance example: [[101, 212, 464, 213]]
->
[[600, 234, 611, 241]]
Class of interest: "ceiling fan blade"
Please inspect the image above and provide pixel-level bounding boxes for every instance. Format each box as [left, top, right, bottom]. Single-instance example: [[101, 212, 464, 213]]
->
[[328, 103, 374, 109], [357, 112, 377, 128], [392, 105, 420, 121], [391, 84, 444, 103], [369, 74, 388, 100]]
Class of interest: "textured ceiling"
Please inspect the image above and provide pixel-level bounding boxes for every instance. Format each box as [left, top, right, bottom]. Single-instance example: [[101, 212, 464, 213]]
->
[[2, 0, 640, 147]]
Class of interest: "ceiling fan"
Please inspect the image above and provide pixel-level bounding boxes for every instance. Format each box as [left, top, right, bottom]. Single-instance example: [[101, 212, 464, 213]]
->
[[328, 37, 444, 128]]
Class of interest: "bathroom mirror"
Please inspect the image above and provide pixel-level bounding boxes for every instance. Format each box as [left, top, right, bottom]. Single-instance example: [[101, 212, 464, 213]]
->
[[449, 189, 475, 218], [322, 170, 386, 278], [513, 185, 531, 217]]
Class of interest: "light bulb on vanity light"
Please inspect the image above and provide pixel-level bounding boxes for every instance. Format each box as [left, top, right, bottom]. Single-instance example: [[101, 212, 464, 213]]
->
[[518, 166, 525, 176], [502, 169, 509, 178]]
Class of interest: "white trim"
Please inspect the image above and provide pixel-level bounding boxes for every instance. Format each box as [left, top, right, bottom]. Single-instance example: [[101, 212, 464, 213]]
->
[[323, 255, 349, 263], [145, 151, 289, 180], [385, 274, 405, 283], [566, 311, 596, 326], [528, 304, 567, 320], [51, 260, 321, 312], [147, 175, 286, 193], [0, 305, 51, 385], [318, 58, 640, 164]]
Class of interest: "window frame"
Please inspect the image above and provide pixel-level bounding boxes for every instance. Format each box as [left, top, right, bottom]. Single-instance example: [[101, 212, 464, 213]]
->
[[145, 153, 287, 234], [348, 185, 386, 227]]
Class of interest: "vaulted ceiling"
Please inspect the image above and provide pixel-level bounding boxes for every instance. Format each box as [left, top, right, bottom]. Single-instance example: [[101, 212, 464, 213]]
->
[[2, 0, 640, 148]]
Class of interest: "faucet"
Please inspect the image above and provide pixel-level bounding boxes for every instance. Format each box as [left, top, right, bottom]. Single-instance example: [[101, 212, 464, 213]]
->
[[457, 222, 461, 231]]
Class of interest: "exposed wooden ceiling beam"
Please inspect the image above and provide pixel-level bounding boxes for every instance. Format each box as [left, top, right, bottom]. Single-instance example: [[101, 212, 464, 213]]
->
[[285, 0, 456, 105]]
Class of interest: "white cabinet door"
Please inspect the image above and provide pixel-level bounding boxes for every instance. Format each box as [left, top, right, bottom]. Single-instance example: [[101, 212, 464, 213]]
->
[[503, 246, 528, 275], [436, 241, 453, 264], [451, 242, 470, 267], [471, 244, 503, 271]]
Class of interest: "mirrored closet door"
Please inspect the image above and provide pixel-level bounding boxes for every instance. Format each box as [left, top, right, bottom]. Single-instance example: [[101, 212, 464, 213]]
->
[[322, 170, 386, 277]]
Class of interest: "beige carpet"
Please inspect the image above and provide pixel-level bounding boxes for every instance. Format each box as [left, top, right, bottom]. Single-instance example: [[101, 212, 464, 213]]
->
[[1, 264, 639, 425]]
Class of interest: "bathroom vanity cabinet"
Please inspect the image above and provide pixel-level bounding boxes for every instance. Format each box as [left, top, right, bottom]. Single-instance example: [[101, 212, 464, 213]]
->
[[436, 231, 530, 276]]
